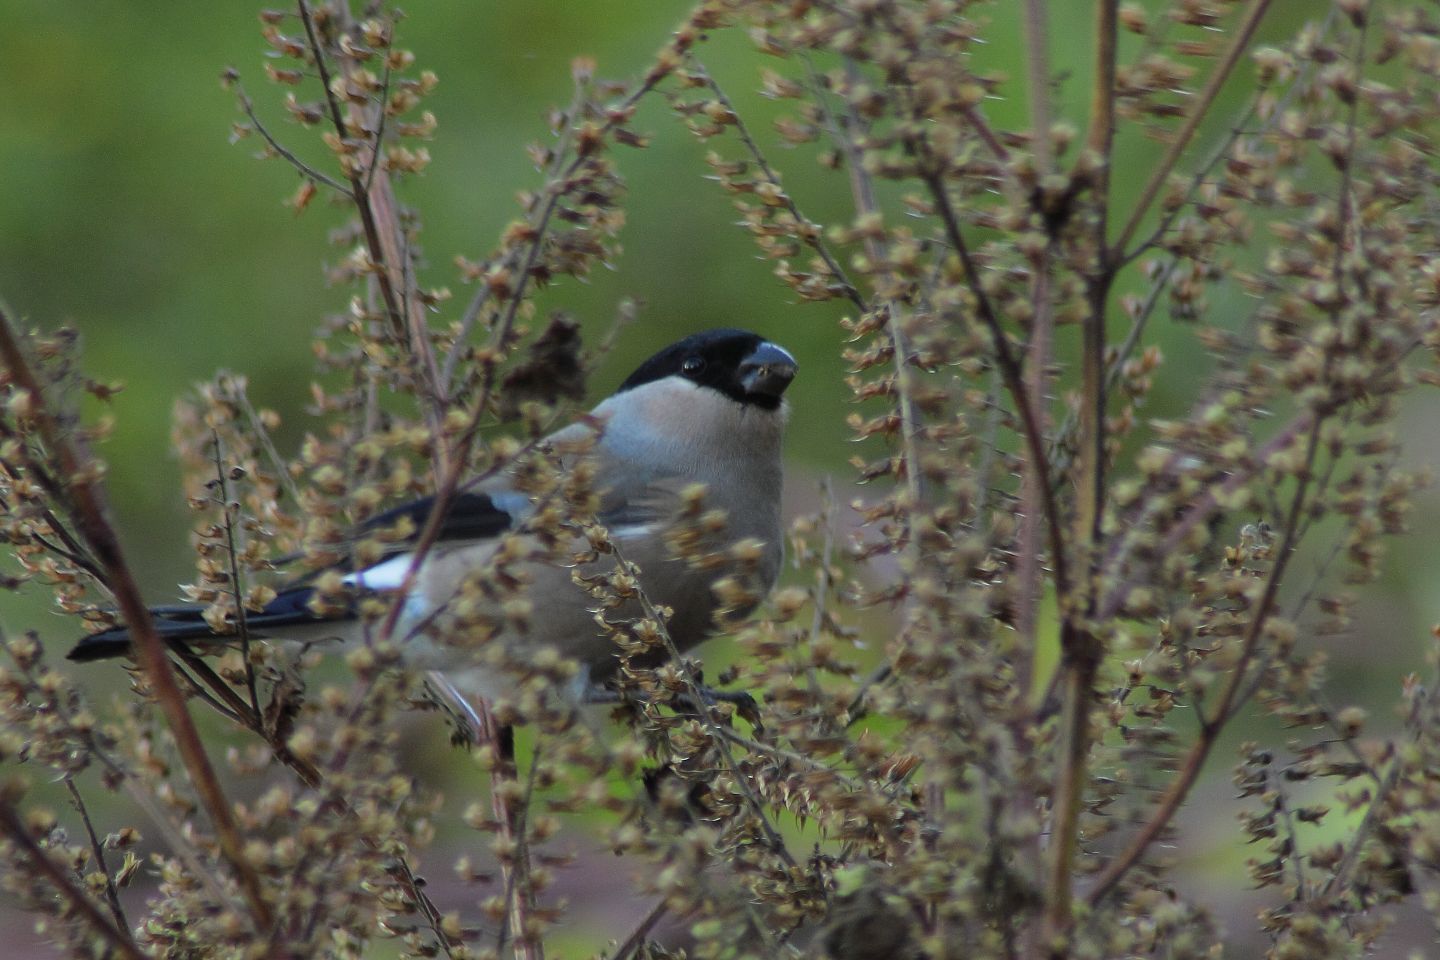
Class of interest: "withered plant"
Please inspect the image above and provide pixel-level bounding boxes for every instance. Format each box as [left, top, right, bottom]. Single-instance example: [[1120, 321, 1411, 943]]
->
[[5, 1, 1440, 958]]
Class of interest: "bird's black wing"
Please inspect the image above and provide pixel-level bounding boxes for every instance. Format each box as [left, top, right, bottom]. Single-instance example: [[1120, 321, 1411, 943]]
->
[[361, 490, 516, 545]]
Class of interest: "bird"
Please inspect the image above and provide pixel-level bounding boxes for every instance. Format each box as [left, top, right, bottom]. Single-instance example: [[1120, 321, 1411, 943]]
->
[[67, 328, 797, 724]]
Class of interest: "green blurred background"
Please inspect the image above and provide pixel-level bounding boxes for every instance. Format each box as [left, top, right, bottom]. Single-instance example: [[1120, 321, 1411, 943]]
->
[[4, 0, 1439, 954]]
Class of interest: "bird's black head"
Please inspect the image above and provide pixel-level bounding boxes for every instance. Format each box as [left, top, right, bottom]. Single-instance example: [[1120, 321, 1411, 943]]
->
[[617, 329, 798, 410]]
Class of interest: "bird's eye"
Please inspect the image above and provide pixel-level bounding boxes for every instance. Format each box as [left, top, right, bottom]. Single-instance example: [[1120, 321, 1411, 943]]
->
[[682, 356, 706, 375]]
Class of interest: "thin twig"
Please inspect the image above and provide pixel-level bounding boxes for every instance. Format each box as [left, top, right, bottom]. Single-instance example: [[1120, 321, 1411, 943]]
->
[[918, 165, 1070, 600], [296, 0, 407, 341], [1004, 4, 1061, 664], [1110, 0, 1274, 261], [1023, 0, 1055, 180], [1319, 669, 1433, 902], [1041, 6, 1119, 940], [224, 376, 306, 507], [362, 58, 395, 195], [444, 51, 679, 394], [168, 654, 249, 727], [698, 57, 866, 311], [1086, 415, 1326, 907], [64, 776, 129, 935], [606, 898, 670, 960], [1014, 234, 1054, 690], [1086, 0, 1119, 233], [211, 432, 263, 721], [610, 540, 799, 872], [377, 39, 684, 644], [804, 479, 838, 701], [1095, 410, 1315, 622], [236, 89, 349, 193]]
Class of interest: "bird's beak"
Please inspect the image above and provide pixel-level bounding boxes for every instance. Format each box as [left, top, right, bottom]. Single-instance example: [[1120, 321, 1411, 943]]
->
[[739, 341, 798, 401]]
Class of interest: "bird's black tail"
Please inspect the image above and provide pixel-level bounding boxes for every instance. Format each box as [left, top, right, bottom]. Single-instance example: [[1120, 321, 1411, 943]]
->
[[66, 586, 345, 662]]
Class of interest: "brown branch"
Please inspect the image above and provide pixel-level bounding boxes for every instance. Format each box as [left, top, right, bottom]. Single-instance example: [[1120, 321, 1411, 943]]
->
[[835, 57, 924, 525], [1319, 670, 1432, 903], [0, 305, 273, 929], [362, 58, 395, 195], [187, 660, 466, 959], [1013, 238, 1053, 698], [1041, 4, 1142, 933], [385, 30, 692, 641], [278, 738, 466, 958], [961, 103, 1012, 165], [1110, 0, 1274, 262], [1043, 204, 1115, 956]]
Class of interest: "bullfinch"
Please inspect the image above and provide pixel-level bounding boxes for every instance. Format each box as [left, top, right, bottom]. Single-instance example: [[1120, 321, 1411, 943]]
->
[[68, 328, 798, 718]]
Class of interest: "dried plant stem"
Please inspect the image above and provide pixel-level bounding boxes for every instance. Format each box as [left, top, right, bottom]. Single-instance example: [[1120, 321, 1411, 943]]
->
[[1010, 0, 1056, 677], [277, 745, 466, 957], [1110, 0, 1274, 261], [300, 0, 449, 447], [224, 375, 306, 506], [193, 665, 464, 958], [1040, 632, 1099, 949], [1088, 11, 1366, 908], [0, 305, 273, 929], [1041, 279, 1110, 950], [805, 479, 838, 699], [445, 23, 696, 393], [1014, 240, 1053, 683], [1086, 0, 1118, 237], [387, 50, 688, 636], [1096, 410, 1315, 621], [0, 493, 105, 583], [0, 798, 146, 960], [962, 102, 1012, 165], [1039, 0, 1124, 939], [832, 66, 949, 859]]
